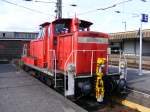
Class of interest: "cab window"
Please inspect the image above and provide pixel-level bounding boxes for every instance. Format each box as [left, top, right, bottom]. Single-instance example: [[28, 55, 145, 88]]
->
[[48, 26, 51, 38], [54, 20, 71, 35], [55, 24, 65, 35], [37, 27, 45, 39]]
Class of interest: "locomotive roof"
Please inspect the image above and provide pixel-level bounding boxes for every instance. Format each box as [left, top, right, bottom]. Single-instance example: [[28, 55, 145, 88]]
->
[[53, 18, 93, 28], [39, 18, 93, 28], [40, 22, 50, 27]]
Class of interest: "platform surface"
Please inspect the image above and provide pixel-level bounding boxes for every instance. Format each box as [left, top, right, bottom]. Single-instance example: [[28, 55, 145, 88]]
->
[[0, 64, 87, 112]]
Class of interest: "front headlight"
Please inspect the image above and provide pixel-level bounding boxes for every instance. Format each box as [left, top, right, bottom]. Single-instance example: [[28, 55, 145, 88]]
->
[[101, 64, 105, 68], [98, 64, 105, 72], [120, 62, 125, 69]]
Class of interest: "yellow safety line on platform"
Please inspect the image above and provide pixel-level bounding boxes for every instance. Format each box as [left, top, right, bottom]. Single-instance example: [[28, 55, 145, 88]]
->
[[120, 99, 150, 112]]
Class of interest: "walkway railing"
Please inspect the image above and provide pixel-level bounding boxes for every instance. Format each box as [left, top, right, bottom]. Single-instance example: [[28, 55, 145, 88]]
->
[[64, 50, 107, 77]]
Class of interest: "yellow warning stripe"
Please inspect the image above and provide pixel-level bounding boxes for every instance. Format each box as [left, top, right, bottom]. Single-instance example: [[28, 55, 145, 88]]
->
[[119, 99, 150, 112]]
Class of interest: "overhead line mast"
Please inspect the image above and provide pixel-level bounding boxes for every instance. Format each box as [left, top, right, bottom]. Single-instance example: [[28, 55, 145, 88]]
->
[[56, 0, 62, 19]]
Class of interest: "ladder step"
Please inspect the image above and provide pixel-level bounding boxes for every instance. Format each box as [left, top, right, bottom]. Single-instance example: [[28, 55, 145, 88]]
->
[[56, 79, 63, 81], [53, 78, 63, 80], [55, 86, 64, 88]]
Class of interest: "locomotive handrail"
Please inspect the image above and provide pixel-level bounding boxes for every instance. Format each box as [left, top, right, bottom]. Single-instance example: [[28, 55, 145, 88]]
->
[[64, 51, 74, 96], [64, 49, 107, 96], [74, 50, 106, 52], [64, 51, 74, 73], [91, 51, 94, 76], [49, 49, 57, 88], [64, 49, 107, 77], [64, 50, 107, 71], [74, 50, 107, 77]]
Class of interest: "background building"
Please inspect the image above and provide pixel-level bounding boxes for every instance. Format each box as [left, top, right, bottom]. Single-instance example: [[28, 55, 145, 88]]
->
[[0, 31, 38, 40], [110, 29, 150, 56], [0, 31, 38, 61], [109, 29, 150, 69]]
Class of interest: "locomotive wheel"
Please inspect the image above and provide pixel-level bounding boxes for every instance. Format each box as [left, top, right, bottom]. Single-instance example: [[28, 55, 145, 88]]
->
[[46, 78, 54, 88], [103, 76, 117, 96], [39, 75, 46, 83], [23, 65, 30, 72], [116, 78, 127, 96], [28, 70, 36, 77], [35, 72, 41, 79]]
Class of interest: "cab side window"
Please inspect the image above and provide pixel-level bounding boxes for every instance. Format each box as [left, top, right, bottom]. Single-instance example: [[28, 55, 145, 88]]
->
[[48, 26, 51, 38], [38, 27, 45, 39]]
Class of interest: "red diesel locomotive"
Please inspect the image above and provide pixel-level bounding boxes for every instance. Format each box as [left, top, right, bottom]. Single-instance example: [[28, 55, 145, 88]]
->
[[21, 17, 125, 102]]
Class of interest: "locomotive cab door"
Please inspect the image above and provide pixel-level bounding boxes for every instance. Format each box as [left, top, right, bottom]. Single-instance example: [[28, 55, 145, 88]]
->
[[53, 19, 73, 71]]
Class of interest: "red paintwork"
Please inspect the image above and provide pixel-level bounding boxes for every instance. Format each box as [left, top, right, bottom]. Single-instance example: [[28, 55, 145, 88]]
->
[[30, 40, 45, 67], [22, 57, 34, 65], [22, 18, 109, 76]]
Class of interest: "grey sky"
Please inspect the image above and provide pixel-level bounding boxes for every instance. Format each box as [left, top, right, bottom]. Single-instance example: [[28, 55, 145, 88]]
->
[[0, 0, 150, 33]]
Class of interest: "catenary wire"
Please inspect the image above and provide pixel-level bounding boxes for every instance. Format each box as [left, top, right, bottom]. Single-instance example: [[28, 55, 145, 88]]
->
[[1, 0, 54, 16], [77, 0, 133, 16]]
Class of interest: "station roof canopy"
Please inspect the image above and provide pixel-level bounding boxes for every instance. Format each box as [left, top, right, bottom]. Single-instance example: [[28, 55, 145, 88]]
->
[[109, 29, 150, 42]]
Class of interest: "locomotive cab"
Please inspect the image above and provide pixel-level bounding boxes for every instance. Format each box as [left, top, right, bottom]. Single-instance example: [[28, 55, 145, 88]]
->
[[50, 18, 109, 101], [53, 18, 108, 75]]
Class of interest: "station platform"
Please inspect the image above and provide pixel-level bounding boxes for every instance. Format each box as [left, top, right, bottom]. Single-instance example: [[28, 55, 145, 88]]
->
[[109, 66, 150, 111], [0, 64, 87, 112]]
